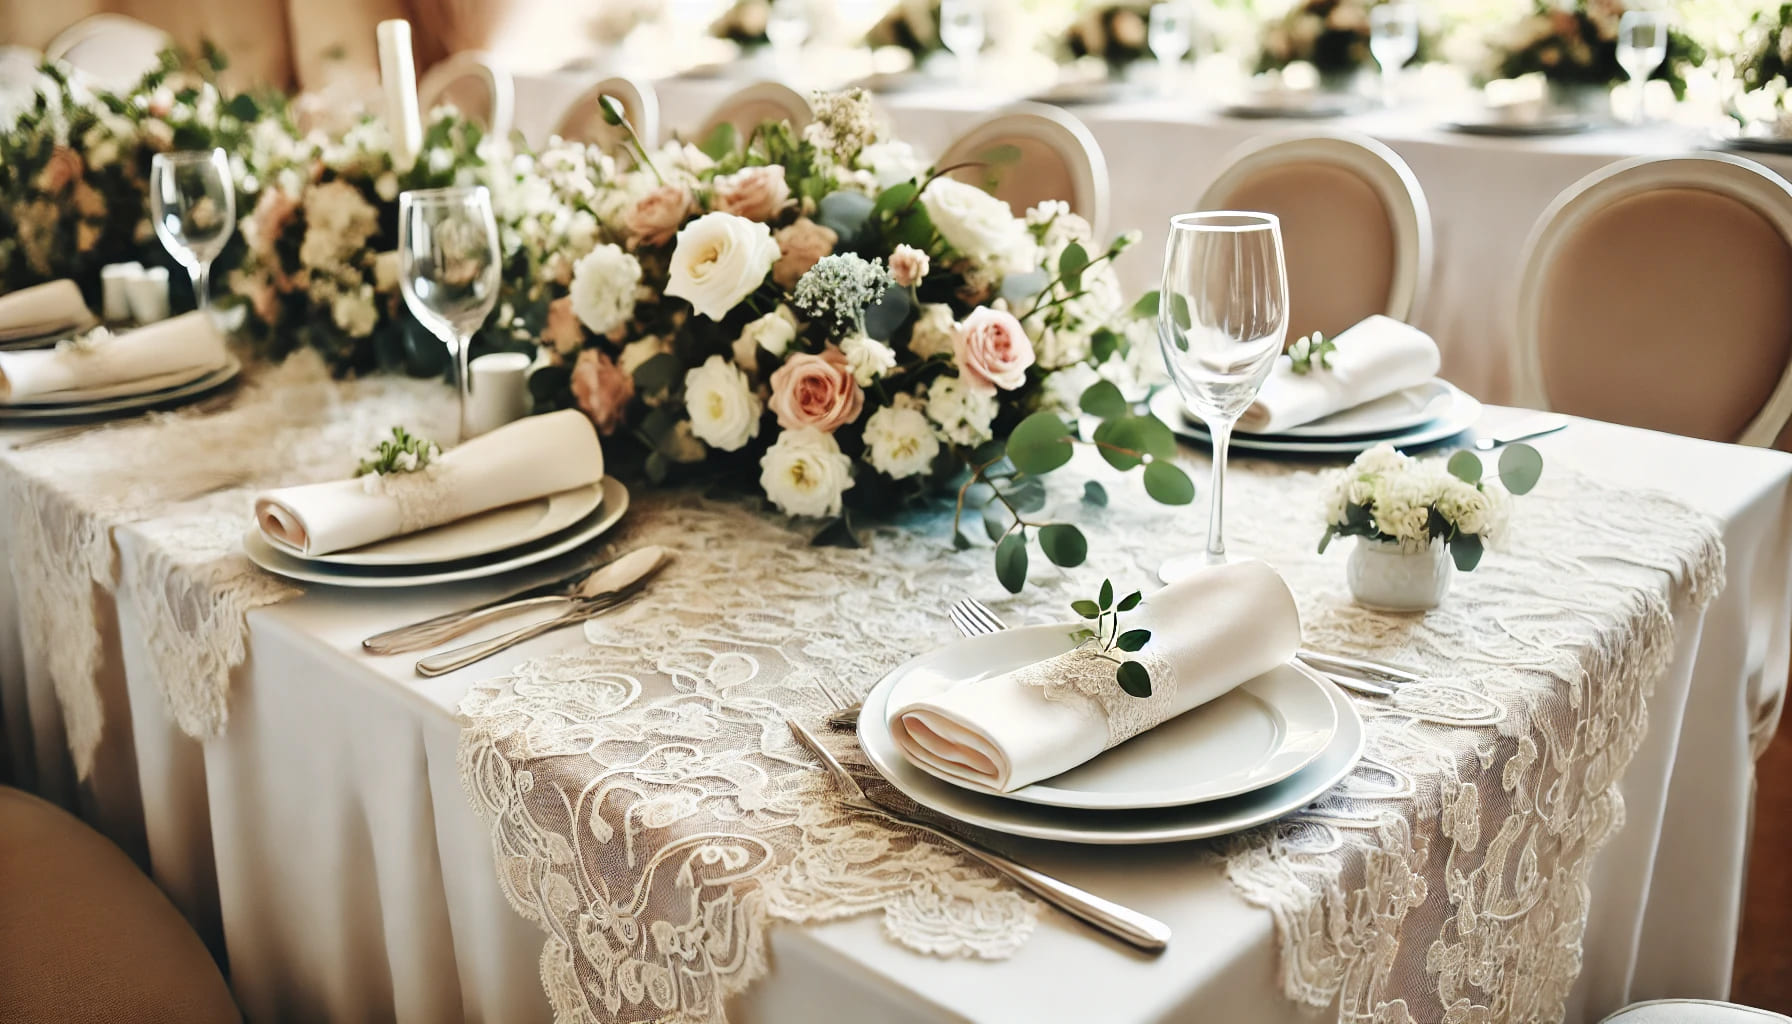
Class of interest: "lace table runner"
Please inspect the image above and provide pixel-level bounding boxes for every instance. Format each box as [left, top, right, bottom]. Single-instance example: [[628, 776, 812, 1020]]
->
[[457, 464, 1723, 1024], [0, 352, 454, 774]]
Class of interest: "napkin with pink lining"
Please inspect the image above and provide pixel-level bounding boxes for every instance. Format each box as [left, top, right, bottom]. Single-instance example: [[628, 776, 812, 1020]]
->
[[1236, 315, 1440, 434], [889, 559, 1302, 794], [0, 280, 98, 342], [253, 410, 605, 558], [0, 312, 227, 403]]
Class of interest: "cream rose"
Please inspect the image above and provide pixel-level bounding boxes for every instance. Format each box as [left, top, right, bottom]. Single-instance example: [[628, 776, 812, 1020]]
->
[[921, 177, 1036, 274], [626, 182, 695, 248], [666, 212, 781, 321], [759, 427, 855, 518], [768, 347, 864, 432], [953, 307, 1035, 394], [711, 165, 791, 222], [683, 355, 763, 452], [742, 307, 798, 360], [772, 218, 838, 290]]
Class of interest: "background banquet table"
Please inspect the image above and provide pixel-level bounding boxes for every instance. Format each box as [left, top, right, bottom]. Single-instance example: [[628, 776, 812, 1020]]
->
[[1, 405, 1787, 1023], [512, 71, 1792, 408]]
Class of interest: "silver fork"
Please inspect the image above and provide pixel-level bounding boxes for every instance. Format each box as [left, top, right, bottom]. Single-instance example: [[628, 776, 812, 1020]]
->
[[787, 718, 1170, 953], [826, 596, 1007, 730]]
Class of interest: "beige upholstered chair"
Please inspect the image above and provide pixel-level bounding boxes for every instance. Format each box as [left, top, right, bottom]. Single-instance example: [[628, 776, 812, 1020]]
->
[[1515, 154, 1792, 447], [551, 76, 659, 157], [417, 51, 514, 139], [0, 787, 240, 1023], [697, 80, 812, 141], [1599, 1000, 1791, 1023], [936, 102, 1110, 237], [1196, 131, 1432, 347], [45, 14, 171, 92]]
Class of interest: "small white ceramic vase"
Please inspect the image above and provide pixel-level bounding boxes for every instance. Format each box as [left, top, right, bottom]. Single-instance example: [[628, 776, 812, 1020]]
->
[[1346, 537, 1450, 612]]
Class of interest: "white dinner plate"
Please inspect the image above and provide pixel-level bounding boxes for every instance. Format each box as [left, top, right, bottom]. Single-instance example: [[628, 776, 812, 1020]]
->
[[5, 362, 224, 406], [859, 647, 1365, 844], [242, 476, 630, 588], [1222, 95, 1358, 120], [1174, 378, 1466, 441], [878, 624, 1338, 810], [298, 483, 605, 567], [1712, 124, 1792, 156], [1442, 114, 1593, 137], [0, 357, 241, 421], [1028, 79, 1138, 106], [1149, 384, 1482, 455], [0, 314, 96, 347]]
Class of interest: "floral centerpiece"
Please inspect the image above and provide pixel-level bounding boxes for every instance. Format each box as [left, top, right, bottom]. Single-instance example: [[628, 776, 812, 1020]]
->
[[1063, 4, 1154, 70], [1730, 3, 1792, 135], [1257, 0, 1433, 79], [1486, 0, 1705, 101]]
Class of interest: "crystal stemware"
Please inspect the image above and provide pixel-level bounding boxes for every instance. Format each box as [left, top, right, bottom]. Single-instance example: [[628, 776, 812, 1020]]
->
[[1616, 10, 1669, 125], [940, 0, 986, 85], [1156, 212, 1289, 583], [1148, 2, 1193, 95], [1368, 3, 1419, 107], [149, 149, 235, 318], [398, 186, 502, 445], [765, 0, 810, 78]]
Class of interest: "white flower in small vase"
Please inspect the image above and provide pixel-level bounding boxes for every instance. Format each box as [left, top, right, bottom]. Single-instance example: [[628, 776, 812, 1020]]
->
[[760, 427, 856, 518], [683, 355, 763, 452], [666, 212, 781, 320]]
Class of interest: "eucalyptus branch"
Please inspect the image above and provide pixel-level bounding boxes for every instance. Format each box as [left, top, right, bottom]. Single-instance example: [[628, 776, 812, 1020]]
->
[[1021, 249, 1121, 326]]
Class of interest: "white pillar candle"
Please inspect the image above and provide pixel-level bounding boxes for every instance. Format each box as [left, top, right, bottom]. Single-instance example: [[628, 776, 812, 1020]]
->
[[465, 352, 534, 437], [377, 20, 425, 173], [101, 262, 144, 323], [126, 266, 171, 324]]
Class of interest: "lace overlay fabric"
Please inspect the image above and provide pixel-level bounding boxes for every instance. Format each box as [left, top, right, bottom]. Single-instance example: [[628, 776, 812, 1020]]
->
[[1017, 647, 1178, 746], [0, 352, 456, 771], [457, 460, 1723, 1024]]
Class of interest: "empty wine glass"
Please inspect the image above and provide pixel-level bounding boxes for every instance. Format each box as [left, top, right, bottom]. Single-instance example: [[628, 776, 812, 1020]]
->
[[1617, 10, 1669, 125], [398, 186, 501, 445], [940, 0, 986, 84], [149, 149, 234, 318], [1156, 212, 1288, 583], [1148, 2, 1193, 94], [1368, 3, 1419, 107], [765, 0, 809, 77]]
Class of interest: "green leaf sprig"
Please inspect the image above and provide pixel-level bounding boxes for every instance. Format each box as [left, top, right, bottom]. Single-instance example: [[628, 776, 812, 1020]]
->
[[355, 427, 441, 478], [1070, 579, 1155, 697], [599, 95, 665, 185], [1287, 332, 1335, 376]]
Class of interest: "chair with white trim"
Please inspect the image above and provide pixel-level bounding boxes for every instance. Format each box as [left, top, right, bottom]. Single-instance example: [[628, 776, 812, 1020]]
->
[[551, 76, 659, 157], [45, 14, 171, 92], [418, 51, 514, 139], [696, 81, 811, 142], [935, 102, 1110, 237], [1599, 999, 1791, 1023]]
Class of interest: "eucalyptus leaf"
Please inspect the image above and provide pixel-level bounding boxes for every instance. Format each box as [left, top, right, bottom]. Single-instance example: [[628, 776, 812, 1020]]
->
[[1058, 242, 1088, 291], [863, 286, 912, 341], [1451, 533, 1485, 572], [1117, 590, 1141, 612], [872, 182, 918, 218], [1006, 411, 1075, 476], [633, 352, 682, 396], [1447, 450, 1483, 485], [1116, 629, 1151, 653], [816, 190, 875, 241], [1082, 480, 1109, 507], [1498, 442, 1544, 495], [1006, 475, 1047, 513], [1129, 291, 1160, 319], [953, 530, 973, 551], [1078, 379, 1128, 419], [699, 121, 737, 161], [1090, 327, 1120, 364], [994, 532, 1029, 593], [1142, 460, 1195, 505], [645, 451, 670, 485], [1099, 579, 1113, 610], [1000, 270, 1049, 302], [1072, 599, 1100, 619], [1038, 524, 1088, 568], [1318, 524, 1336, 555], [892, 206, 935, 249], [981, 501, 1010, 542], [1116, 660, 1153, 698]]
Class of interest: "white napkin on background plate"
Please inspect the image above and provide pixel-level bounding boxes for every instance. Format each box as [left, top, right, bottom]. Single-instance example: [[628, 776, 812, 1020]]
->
[[0, 311, 228, 403], [1236, 315, 1440, 434], [889, 559, 1303, 794], [0, 280, 98, 340], [254, 409, 605, 558]]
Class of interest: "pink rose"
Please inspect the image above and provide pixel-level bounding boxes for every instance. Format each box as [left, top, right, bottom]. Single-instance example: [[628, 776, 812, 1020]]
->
[[36, 146, 83, 195], [571, 349, 635, 435], [542, 296, 585, 356], [953, 307, 1035, 394], [626, 183, 695, 248], [889, 244, 929, 288], [246, 188, 299, 257], [712, 165, 790, 222], [771, 218, 837, 290], [768, 347, 864, 433]]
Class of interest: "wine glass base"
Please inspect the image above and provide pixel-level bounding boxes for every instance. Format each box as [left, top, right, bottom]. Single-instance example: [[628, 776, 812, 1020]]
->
[[1158, 550, 1228, 585]]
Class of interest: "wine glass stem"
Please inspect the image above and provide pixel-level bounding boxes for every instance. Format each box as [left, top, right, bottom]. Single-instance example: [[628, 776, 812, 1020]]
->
[[1205, 417, 1233, 563], [455, 333, 473, 444], [1382, 65, 1397, 107], [192, 261, 211, 317]]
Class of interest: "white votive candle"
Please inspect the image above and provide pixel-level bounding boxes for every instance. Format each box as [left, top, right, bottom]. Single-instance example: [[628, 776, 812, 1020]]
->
[[465, 352, 534, 437], [377, 20, 424, 173], [101, 262, 144, 322], [126, 266, 171, 324]]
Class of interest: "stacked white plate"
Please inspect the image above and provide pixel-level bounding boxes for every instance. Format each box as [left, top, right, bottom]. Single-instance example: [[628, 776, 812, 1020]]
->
[[1149, 377, 1483, 455], [857, 624, 1365, 844], [243, 476, 631, 589], [0, 345, 242, 421]]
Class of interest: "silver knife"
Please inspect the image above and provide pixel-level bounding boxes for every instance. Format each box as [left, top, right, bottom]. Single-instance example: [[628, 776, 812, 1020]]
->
[[1473, 414, 1568, 451]]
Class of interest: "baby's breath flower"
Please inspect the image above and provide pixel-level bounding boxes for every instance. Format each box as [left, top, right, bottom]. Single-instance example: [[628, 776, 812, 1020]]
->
[[792, 253, 894, 336]]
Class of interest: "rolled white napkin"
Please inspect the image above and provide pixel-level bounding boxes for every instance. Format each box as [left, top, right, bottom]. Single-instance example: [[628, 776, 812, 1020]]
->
[[0, 312, 227, 403], [254, 409, 605, 557], [890, 559, 1302, 794], [0, 280, 97, 339], [1236, 315, 1440, 434]]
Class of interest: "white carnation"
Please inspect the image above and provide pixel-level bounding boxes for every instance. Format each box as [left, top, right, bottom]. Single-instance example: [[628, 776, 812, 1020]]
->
[[683, 354, 763, 452], [760, 427, 855, 518], [863, 399, 941, 480], [840, 333, 896, 386], [908, 303, 958, 359], [569, 244, 642, 336], [925, 374, 999, 448]]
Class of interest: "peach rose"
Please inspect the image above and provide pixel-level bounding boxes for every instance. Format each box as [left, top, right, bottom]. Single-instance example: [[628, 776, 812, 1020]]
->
[[772, 218, 837, 290], [626, 183, 695, 248], [768, 347, 864, 433], [953, 307, 1035, 394], [712, 165, 790, 222], [889, 244, 929, 288], [36, 146, 83, 195], [246, 188, 299, 256], [571, 348, 635, 435], [543, 296, 586, 356]]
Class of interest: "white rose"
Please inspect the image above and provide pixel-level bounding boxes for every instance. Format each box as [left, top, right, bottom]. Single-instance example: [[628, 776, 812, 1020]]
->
[[856, 140, 926, 188], [839, 333, 896, 386], [742, 307, 798, 359], [666, 212, 780, 320], [619, 335, 670, 376], [760, 427, 855, 518], [569, 243, 643, 336], [863, 401, 941, 480], [925, 374, 999, 448], [908, 303, 958, 359], [921, 177, 1037, 275], [683, 355, 763, 452]]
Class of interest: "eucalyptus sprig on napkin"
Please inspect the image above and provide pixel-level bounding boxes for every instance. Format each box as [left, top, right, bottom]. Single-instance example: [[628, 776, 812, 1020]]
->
[[1070, 579, 1155, 697], [355, 427, 440, 478]]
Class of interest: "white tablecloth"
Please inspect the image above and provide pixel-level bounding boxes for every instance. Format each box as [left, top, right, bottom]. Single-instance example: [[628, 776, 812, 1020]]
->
[[512, 71, 1792, 408], [2, 406, 1786, 1023]]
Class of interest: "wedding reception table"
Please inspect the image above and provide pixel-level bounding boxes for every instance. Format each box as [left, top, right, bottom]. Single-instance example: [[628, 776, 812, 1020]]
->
[[2, 361, 1787, 1022], [512, 70, 1792, 408]]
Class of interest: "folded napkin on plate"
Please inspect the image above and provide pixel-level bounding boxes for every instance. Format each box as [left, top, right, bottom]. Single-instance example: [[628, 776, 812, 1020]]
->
[[889, 559, 1302, 793], [254, 409, 605, 557], [0, 280, 98, 338], [0, 311, 228, 402], [1236, 315, 1440, 434]]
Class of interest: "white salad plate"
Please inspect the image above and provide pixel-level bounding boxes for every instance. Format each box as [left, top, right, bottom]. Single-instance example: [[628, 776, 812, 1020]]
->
[[1442, 114, 1594, 137], [300, 483, 605, 567], [5, 362, 223, 406], [876, 624, 1339, 810], [1150, 383, 1482, 455], [242, 476, 629, 589], [0, 357, 242, 420]]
